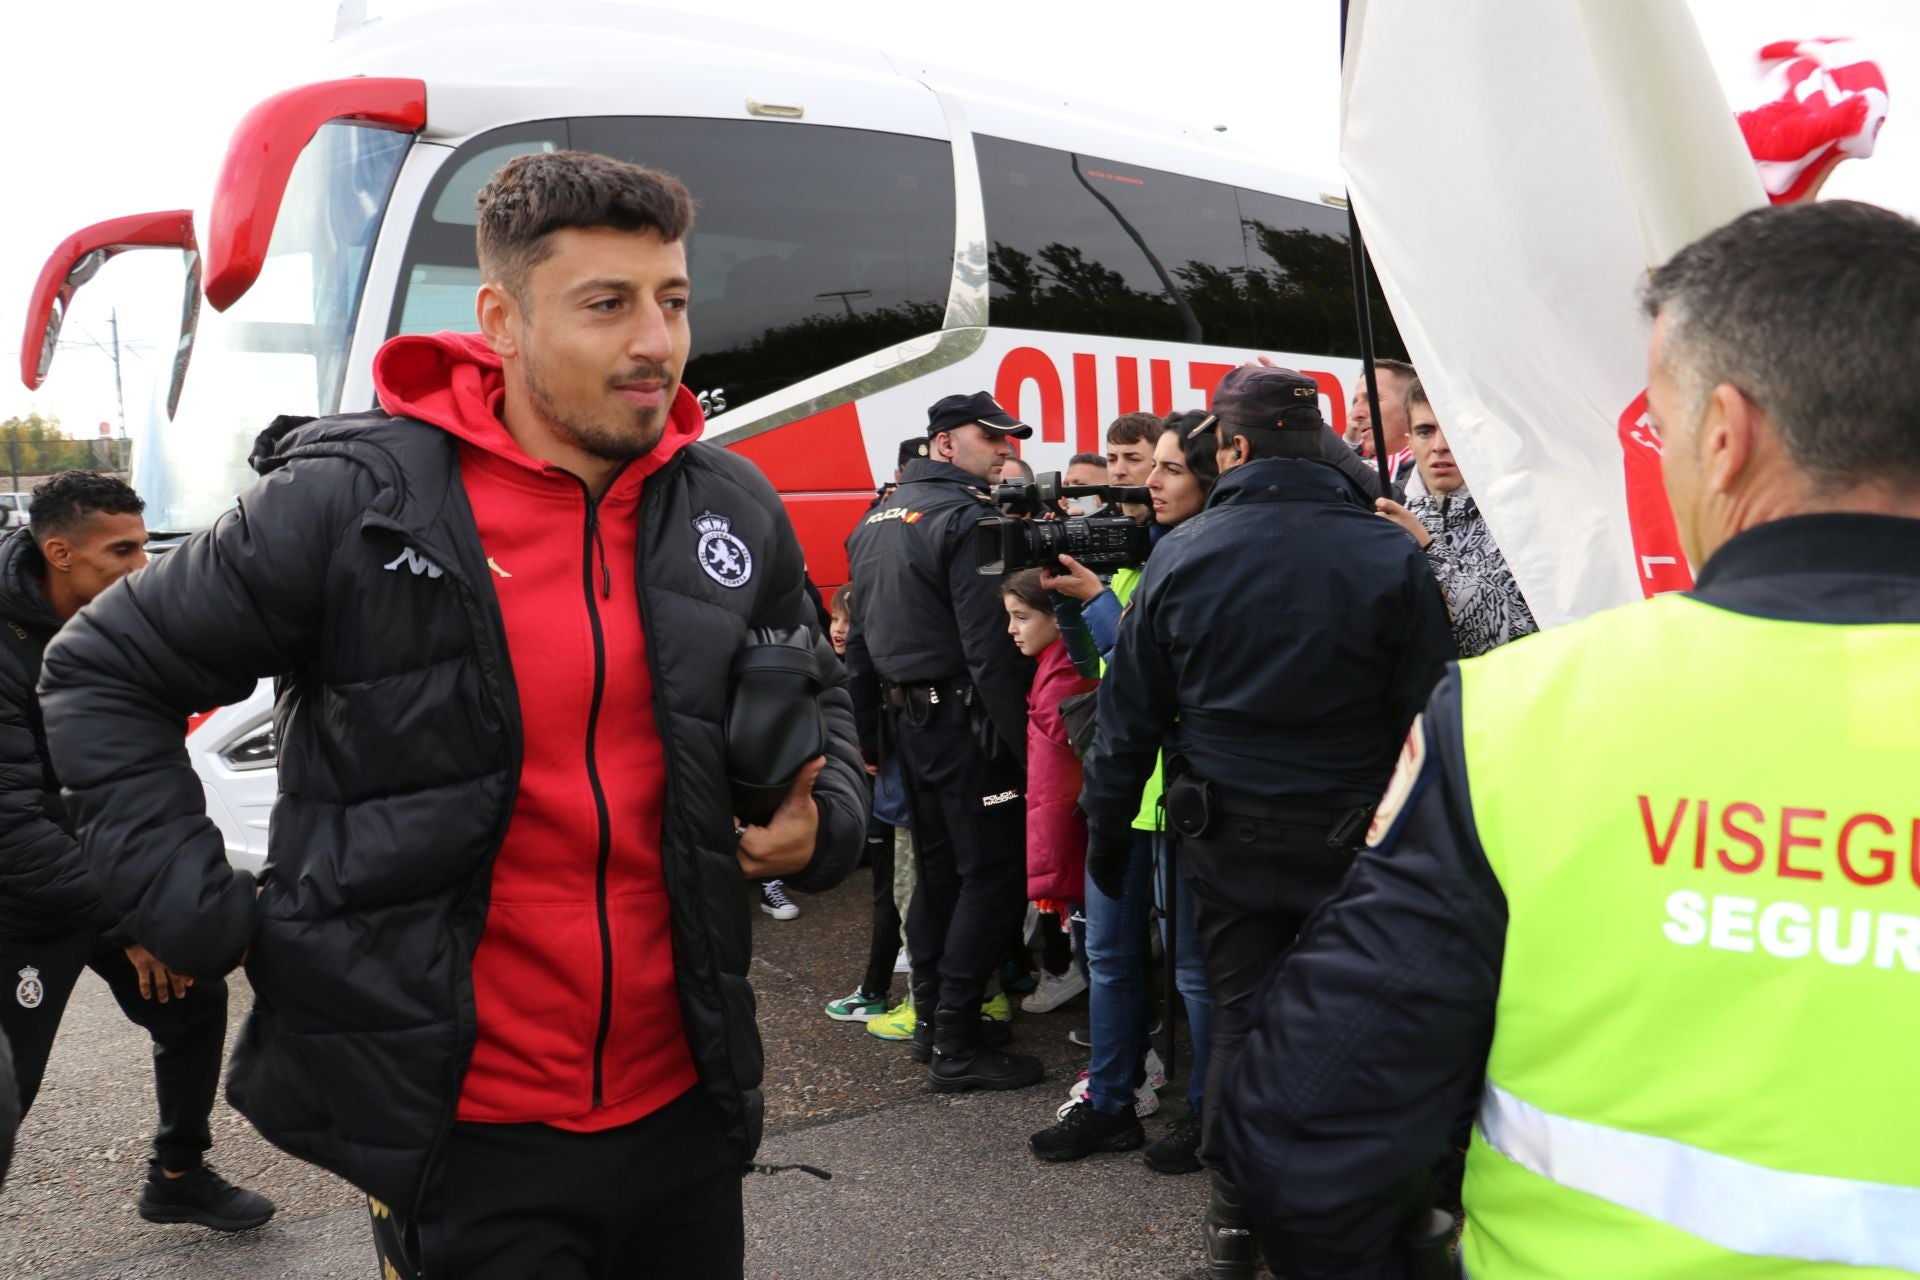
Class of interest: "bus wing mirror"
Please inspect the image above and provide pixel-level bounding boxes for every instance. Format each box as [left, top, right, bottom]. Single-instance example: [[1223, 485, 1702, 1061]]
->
[[204, 77, 426, 312], [20, 210, 195, 390]]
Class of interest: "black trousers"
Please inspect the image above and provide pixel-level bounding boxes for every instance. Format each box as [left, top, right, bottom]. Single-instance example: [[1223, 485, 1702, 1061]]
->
[[0, 927, 225, 1171], [893, 705, 1026, 1016], [1179, 815, 1353, 1167], [859, 809, 902, 998], [382, 1086, 745, 1280]]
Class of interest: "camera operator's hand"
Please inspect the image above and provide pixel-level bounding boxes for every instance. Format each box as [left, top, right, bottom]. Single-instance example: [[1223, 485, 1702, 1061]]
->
[[1087, 825, 1134, 901], [1375, 497, 1433, 548], [1040, 554, 1104, 602]]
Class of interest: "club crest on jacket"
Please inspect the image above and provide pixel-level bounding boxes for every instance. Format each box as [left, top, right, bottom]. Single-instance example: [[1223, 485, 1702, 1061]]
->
[[16, 964, 42, 1008], [694, 512, 753, 589]]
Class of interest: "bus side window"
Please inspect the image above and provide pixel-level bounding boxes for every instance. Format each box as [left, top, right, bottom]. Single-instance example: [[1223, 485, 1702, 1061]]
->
[[1234, 188, 1406, 360], [390, 117, 957, 417], [974, 134, 1408, 359], [975, 136, 1244, 346]]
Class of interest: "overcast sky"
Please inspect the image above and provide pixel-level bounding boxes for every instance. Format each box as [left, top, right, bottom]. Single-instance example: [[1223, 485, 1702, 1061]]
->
[[1, 0, 1913, 434]]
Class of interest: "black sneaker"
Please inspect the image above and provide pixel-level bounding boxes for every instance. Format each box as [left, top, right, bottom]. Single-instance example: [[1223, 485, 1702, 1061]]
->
[[138, 1162, 276, 1232], [1030, 1100, 1146, 1162], [1144, 1109, 1204, 1175]]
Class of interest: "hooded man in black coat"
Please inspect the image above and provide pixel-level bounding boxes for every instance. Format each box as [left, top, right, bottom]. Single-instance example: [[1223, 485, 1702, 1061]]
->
[[0, 471, 271, 1231]]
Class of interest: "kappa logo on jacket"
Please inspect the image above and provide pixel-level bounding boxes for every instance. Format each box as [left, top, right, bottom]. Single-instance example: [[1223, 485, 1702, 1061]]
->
[[383, 546, 445, 580], [694, 512, 753, 588]]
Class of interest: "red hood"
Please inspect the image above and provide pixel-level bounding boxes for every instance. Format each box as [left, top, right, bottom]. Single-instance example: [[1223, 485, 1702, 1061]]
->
[[372, 330, 703, 477]]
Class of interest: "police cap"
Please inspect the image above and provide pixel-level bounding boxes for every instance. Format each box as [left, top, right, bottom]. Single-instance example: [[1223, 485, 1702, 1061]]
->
[[926, 392, 1034, 439], [1209, 365, 1325, 433]]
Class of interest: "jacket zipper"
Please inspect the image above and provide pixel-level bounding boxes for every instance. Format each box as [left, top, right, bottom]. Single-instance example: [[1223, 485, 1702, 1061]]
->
[[573, 481, 617, 1110]]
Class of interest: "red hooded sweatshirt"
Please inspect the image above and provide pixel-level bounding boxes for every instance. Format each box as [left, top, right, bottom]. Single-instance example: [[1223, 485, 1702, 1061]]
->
[[375, 331, 700, 1132]]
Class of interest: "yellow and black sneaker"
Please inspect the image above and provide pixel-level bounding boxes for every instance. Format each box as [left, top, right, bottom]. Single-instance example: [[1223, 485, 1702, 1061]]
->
[[865, 996, 917, 1041]]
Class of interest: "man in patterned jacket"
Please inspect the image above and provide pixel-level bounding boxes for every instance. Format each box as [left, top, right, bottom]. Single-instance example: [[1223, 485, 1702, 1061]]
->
[[1375, 380, 1538, 656]]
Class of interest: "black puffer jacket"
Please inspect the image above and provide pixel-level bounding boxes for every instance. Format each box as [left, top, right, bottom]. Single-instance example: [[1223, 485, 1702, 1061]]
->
[[0, 528, 103, 942], [39, 411, 866, 1214]]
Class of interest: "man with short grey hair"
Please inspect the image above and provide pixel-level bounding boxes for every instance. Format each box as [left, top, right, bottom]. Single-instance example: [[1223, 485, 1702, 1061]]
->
[[1218, 200, 1920, 1278], [1346, 357, 1419, 486]]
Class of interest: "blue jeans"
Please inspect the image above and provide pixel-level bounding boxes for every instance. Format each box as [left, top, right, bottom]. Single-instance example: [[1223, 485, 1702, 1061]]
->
[[1081, 829, 1155, 1116], [1154, 834, 1212, 1114]]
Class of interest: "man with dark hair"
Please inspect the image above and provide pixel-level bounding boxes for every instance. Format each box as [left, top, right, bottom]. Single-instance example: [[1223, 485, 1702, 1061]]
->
[[1063, 452, 1108, 514], [1105, 412, 1165, 520], [1082, 365, 1453, 1277], [1218, 201, 1920, 1279], [40, 151, 866, 1278], [844, 391, 1045, 1094], [1064, 452, 1107, 483], [0, 471, 271, 1232], [1376, 379, 1538, 656]]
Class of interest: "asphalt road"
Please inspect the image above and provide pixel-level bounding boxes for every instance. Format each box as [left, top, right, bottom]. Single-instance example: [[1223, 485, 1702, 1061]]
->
[[2, 873, 1221, 1279]]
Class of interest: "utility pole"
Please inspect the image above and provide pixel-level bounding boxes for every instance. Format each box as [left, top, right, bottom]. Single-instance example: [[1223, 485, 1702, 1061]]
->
[[109, 308, 127, 438]]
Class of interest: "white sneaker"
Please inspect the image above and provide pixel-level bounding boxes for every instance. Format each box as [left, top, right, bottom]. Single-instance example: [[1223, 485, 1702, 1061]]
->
[[1021, 967, 1088, 1014], [893, 947, 912, 974], [759, 880, 800, 920], [1058, 1071, 1160, 1120]]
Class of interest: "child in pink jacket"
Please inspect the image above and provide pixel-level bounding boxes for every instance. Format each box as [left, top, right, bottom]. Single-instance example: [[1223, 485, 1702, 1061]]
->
[[1002, 568, 1096, 1014]]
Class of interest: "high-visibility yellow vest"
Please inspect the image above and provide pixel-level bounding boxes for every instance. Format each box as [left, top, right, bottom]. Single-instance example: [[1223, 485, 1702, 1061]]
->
[[1108, 565, 1164, 832], [1457, 593, 1920, 1279]]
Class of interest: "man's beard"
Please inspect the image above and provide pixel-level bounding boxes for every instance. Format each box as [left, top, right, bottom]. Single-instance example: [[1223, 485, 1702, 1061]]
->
[[525, 349, 675, 463]]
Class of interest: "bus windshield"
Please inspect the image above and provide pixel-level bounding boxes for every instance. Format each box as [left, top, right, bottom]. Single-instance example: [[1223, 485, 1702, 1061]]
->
[[137, 122, 410, 531]]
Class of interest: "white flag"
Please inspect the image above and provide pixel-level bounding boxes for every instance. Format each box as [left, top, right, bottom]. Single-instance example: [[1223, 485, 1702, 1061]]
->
[[1341, 0, 1766, 626]]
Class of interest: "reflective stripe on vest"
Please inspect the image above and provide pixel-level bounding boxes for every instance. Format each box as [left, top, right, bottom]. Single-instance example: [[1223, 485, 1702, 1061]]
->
[[1479, 1081, 1920, 1272]]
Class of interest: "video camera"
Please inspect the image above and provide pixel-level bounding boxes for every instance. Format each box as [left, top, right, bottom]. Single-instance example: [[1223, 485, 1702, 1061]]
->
[[973, 471, 1152, 575]]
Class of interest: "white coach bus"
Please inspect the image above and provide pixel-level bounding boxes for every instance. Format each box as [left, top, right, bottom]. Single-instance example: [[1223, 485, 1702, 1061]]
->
[[22, 0, 1394, 590]]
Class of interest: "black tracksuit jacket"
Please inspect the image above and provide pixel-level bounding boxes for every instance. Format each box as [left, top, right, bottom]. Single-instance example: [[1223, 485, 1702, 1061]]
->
[[0, 528, 105, 943], [37, 411, 867, 1216]]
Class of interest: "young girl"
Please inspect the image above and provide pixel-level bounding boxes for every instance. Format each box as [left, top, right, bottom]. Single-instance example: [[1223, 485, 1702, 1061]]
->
[[823, 584, 918, 1026], [1002, 569, 1096, 1014]]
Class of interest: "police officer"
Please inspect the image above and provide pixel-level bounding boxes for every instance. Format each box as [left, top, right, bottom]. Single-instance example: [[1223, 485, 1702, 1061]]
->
[[844, 392, 1045, 1092], [1216, 201, 1920, 1280], [1080, 365, 1454, 1277]]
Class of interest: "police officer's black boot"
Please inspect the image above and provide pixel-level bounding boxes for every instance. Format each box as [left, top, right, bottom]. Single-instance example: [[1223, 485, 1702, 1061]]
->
[[907, 979, 939, 1064], [909, 981, 1010, 1063], [1204, 1170, 1258, 1279], [927, 1006, 1044, 1093]]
